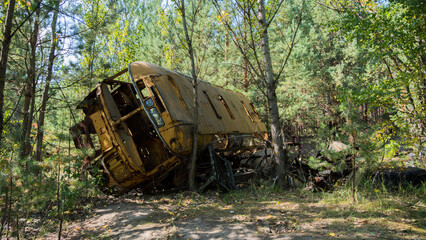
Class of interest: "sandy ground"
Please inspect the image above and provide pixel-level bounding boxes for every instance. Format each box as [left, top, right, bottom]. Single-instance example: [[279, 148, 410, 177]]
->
[[42, 190, 425, 240]]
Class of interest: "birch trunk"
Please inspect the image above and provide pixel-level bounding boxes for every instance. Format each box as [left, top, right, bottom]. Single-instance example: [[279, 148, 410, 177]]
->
[[180, 0, 199, 191], [258, 0, 287, 182]]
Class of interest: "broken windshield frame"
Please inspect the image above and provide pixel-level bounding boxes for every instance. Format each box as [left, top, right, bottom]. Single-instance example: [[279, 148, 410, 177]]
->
[[149, 107, 165, 127]]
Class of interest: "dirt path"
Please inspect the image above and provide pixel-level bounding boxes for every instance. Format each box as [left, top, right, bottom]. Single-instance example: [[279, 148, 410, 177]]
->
[[44, 188, 425, 240]]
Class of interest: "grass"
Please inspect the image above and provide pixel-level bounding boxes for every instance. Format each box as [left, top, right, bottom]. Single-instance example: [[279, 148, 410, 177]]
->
[[320, 180, 425, 210], [40, 178, 425, 239], [197, 179, 425, 238]]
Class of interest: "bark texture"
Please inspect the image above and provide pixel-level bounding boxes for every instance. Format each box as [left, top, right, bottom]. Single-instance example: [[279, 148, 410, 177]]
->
[[0, 0, 16, 145], [21, 6, 41, 158], [35, 0, 60, 162], [180, 0, 199, 191], [258, 0, 288, 181]]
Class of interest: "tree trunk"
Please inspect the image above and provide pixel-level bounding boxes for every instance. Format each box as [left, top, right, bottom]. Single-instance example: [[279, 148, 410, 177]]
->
[[244, 56, 248, 92], [57, 162, 62, 240], [21, 5, 40, 158], [35, 0, 60, 162], [243, 18, 248, 92], [0, 177, 9, 238], [180, 0, 199, 191], [258, 0, 287, 183], [0, 0, 16, 146]]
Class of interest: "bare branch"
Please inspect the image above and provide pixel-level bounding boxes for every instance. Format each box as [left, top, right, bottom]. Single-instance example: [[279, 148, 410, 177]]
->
[[265, 0, 286, 29], [211, 0, 265, 83], [274, 0, 305, 83]]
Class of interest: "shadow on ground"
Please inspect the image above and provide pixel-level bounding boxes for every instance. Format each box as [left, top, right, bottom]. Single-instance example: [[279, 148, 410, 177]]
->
[[44, 190, 425, 240]]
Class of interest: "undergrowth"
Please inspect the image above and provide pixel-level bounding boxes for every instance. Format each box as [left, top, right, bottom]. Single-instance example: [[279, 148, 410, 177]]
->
[[319, 180, 426, 218], [219, 177, 425, 221]]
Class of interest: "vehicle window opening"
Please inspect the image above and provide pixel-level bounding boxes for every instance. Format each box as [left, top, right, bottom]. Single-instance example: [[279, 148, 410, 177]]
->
[[203, 91, 222, 119], [241, 101, 254, 122], [149, 107, 165, 127], [108, 83, 167, 170], [150, 86, 166, 113], [70, 118, 103, 163], [144, 98, 154, 108], [140, 87, 150, 98], [113, 90, 136, 115], [250, 103, 261, 119], [122, 85, 140, 108], [107, 84, 115, 92], [218, 95, 235, 120], [90, 134, 101, 151]]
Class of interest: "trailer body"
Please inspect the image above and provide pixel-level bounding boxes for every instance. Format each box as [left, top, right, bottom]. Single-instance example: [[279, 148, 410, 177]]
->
[[71, 62, 267, 193]]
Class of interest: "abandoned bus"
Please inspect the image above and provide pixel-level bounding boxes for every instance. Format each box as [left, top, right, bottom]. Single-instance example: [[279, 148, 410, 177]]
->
[[71, 62, 267, 194]]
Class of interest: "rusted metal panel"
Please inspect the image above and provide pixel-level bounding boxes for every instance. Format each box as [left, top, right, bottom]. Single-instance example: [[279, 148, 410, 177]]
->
[[71, 62, 268, 194], [129, 62, 267, 150]]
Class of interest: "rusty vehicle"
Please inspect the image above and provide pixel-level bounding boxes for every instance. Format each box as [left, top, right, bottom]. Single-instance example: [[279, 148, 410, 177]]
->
[[71, 62, 268, 194]]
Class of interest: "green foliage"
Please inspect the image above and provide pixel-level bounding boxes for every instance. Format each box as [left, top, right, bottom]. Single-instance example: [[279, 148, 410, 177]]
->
[[0, 144, 100, 237], [321, 179, 426, 212], [331, 0, 425, 162], [307, 156, 332, 171], [222, 178, 284, 204], [1, 0, 425, 236], [384, 140, 400, 159]]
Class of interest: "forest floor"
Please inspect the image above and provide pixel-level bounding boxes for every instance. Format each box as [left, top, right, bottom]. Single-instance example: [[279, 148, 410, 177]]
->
[[43, 185, 426, 240]]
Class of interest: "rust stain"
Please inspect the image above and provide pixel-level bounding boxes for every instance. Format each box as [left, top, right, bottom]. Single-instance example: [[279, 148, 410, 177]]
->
[[70, 62, 268, 194]]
